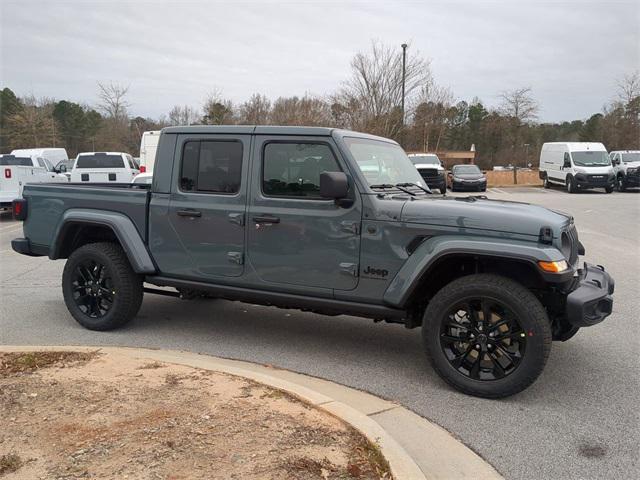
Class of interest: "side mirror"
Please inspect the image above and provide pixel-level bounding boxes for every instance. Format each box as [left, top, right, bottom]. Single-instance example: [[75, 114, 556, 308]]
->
[[59, 164, 67, 173], [320, 171, 348, 199], [563, 159, 571, 168], [613, 159, 619, 166]]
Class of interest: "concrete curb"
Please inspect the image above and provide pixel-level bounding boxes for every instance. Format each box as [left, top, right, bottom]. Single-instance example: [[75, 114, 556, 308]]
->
[[1, 345, 503, 480]]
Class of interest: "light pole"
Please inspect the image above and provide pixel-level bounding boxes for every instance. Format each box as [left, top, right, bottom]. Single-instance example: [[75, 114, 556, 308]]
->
[[401, 44, 408, 126]]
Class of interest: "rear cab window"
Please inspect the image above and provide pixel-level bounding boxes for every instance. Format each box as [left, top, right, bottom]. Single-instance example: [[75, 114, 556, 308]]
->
[[76, 154, 125, 169], [262, 142, 341, 198], [0, 156, 32, 166]]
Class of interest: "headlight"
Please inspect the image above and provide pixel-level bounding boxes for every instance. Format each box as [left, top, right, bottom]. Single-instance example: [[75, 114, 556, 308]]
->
[[628, 167, 638, 174], [574, 167, 586, 174]]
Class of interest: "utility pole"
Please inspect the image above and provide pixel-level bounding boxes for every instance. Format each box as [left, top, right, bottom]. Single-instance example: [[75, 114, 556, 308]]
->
[[401, 43, 408, 127]]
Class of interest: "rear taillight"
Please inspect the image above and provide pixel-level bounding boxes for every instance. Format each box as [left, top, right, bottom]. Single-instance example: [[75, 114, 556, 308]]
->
[[140, 165, 146, 173], [12, 199, 27, 221], [4, 168, 11, 178]]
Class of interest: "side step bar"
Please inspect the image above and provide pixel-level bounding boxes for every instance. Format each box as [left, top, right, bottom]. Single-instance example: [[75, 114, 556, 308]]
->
[[145, 275, 406, 320]]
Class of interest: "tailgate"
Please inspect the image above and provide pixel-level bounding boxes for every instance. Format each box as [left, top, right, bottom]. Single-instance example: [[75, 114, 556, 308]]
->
[[72, 170, 132, 183]]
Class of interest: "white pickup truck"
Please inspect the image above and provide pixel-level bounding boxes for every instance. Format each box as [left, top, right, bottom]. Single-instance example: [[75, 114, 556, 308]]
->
[[69, 152, 139, 183], [0, 153, 68, 211]]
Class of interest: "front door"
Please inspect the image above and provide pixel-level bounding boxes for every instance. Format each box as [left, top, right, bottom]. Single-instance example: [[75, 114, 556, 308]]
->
[[166, 134, 250, 279], [247, 136, 361, 291]]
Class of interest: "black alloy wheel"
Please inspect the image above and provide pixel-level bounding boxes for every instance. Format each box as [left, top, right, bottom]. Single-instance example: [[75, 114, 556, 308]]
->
[[422, 274, 552, 398], [439, 298, 526, 381], [62, 242, 143, 330]]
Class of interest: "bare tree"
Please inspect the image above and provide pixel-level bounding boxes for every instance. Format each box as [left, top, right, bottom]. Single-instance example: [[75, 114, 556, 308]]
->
[[498, 87, 539, 123], [616, 71, 640, 106], [96, 82, 130, 120], [335, 40, 431, 139], [270, 95, 332, 126], [167, 105, 199, 126], [6, 95, 57, 148], [238, 93, 271, 124], [202, 89, 235, 125]]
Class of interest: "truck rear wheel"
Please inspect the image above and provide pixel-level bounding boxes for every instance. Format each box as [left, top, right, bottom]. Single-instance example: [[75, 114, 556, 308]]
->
[[422, 274, 551, 398], [62, 242, 143, 331]]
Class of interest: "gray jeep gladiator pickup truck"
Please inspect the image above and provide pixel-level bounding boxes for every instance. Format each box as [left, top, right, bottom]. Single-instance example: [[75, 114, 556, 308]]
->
[[12, 126, 614, 398]]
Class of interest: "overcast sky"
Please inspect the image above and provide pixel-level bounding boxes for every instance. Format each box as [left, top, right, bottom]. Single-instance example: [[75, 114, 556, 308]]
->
[[1, 0, 638, 122]]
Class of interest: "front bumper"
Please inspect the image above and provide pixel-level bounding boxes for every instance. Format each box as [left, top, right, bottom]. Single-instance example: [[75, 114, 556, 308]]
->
[[566, 263, 614, 327], [452, 180, 486, 191], [624, 171, 640, 187], [574, 174, 614, 189]]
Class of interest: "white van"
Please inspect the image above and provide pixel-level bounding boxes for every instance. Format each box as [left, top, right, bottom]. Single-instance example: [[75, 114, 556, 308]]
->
[[70, 152, 139, 183], [0, 153, 68, 210], [139, 130, 161, 173], [539, 142, 614, 193]]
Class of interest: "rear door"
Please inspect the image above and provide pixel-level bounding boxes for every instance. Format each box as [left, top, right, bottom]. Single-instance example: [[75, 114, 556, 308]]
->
[[247, 135, 361, 291], [164, 133, 250, 279]]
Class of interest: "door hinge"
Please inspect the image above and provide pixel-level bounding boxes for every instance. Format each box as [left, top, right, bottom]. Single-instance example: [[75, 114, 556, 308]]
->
[[339, 262, 358, 277], [227, 252, 244, 265], [228, 213, 245, 226], [340, 221, 360, 235]]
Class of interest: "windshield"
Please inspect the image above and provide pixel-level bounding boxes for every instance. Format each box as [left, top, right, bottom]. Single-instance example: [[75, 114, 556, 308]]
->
[[76, 154, 125, 169], [344, 137, 425, 187], [453, 165, 481, 175], [410, 155, 440, 166], [571, 151, 610, 167], [622, 152, 640, 163], [0, 156, 32, 166]]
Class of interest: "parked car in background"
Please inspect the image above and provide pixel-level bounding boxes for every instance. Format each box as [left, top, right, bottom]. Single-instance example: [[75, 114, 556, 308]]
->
[[408, 153, 446, 194], [139, 130, 161, 173], [539, 142, 614, 193], [131, 172, 153, 184], [70, 152, 139, 183], [0, 153, 68, 210], [447, 164, 487, 191], [610, 150, 640, 192], [11, 148, 69, 169], [54, 159, 75, 179]]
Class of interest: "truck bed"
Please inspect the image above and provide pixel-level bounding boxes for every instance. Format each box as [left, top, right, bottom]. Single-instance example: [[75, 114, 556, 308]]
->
[[21, 183, 150, 248]]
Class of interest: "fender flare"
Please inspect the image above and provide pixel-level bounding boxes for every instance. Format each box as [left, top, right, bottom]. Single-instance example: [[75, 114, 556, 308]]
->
[[383, 235, 566, 308], [50, 209, 156, 274]]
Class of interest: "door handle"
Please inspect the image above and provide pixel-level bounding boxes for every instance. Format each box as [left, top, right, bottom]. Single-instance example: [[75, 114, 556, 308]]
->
[[253, 215, 280, 224], [177, 209, 202, 218]]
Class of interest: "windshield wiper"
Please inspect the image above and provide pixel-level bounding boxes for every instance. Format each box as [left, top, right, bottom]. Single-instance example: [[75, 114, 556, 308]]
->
[[396, 182, 432, 195], [370, 183, 415, 196]]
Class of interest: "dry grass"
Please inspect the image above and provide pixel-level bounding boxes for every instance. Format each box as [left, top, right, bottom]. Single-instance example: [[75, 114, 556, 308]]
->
[[0, 351, 98, 377], [0, 453, 22, 476]]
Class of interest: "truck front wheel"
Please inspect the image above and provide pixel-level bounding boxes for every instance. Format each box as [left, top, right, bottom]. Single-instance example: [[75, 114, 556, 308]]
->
[[422, 274, 551, 398], [62, 242, 143, 331]]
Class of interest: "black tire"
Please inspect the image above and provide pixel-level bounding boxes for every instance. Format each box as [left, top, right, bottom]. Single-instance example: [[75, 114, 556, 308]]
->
[[422, 274, 552, 398], [543, 175, 550, 189], [616, 175, 626, 192], [440, 187, 447, 195], [62, 242, 143, 331], [566, 175, 576, 194], [605, 186, 614, 194]]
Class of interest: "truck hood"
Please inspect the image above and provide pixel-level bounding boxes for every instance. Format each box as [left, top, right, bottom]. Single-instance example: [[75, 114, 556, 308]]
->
[[401, 196, 570, 237]]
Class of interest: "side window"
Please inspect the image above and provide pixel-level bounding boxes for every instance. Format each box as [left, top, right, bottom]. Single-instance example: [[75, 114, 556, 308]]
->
[[126, 155, 135, 169], [43, 158, 54, 171], [37, 158, 46, 169], [263, 142, 341, 198], [180, 140, 243, 194]]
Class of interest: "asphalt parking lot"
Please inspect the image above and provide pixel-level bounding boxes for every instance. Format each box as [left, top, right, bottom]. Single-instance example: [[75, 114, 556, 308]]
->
[[1, 186, 639, 480]]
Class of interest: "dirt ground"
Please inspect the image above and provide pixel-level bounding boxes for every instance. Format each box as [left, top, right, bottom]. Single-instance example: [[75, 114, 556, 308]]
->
[[0, 351, 391, 480]]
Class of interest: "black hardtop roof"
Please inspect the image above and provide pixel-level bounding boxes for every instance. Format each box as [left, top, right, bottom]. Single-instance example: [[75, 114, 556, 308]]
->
[[160, 125, 398, 144]]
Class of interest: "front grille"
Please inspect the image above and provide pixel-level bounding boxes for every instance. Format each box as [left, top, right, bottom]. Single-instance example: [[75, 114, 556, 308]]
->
[[418, 168, 439, 179], [564, 224, 579, 266], [587, 174, 608, 184]]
